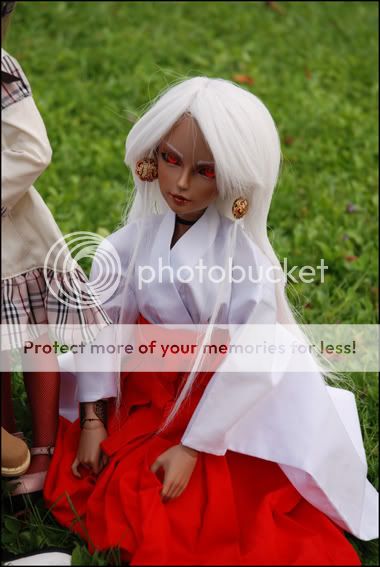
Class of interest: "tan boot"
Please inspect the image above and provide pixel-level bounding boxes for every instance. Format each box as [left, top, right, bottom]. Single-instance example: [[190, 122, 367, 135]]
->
[[1, 427, 30, 477]]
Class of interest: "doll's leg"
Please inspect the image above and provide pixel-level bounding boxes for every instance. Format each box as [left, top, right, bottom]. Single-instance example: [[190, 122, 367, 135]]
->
[[1, 351, 17, 433], [21, 334, 60, 475]]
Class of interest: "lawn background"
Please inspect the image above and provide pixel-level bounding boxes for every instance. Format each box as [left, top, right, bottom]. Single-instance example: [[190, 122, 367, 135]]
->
[[2, 1, 378, 564]]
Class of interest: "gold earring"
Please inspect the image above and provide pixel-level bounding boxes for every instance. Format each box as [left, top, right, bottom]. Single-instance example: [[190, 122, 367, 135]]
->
[[232, 197, 249, 219], [135, 158, 158, 182]]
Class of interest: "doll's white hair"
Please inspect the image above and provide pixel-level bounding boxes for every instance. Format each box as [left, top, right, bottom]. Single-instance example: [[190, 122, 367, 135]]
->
[[126, 77, 280, 241], [120, 77, 328, 426], [124, 77, 291, 310]]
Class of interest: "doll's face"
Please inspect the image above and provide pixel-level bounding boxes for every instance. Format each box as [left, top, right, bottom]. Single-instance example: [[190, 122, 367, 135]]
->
[[157, 114, 218, 221]]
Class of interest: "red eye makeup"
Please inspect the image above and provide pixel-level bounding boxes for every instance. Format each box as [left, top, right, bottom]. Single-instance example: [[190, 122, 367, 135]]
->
[[198, 165, 216, 179], [161, 152, 181, 165]]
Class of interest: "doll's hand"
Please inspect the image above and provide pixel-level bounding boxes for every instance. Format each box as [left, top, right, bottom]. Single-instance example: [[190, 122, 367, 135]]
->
[[151, 444, 198, 502], [71, 421, 109, 478]]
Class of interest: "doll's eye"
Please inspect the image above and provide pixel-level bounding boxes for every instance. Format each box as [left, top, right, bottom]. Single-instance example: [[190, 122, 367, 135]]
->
[[199, 166, 216, 179], [162, 152, 180, 165]]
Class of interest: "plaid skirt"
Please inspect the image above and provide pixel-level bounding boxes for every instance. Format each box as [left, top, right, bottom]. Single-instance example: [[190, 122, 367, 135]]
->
[[1, 267, 112, 351]]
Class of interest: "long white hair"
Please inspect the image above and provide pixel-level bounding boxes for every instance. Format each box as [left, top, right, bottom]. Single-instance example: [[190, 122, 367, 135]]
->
[[119, 77, 321, 426]]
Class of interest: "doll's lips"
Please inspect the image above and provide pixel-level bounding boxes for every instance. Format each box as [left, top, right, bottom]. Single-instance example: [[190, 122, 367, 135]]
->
[[169, 193, 191, 204]]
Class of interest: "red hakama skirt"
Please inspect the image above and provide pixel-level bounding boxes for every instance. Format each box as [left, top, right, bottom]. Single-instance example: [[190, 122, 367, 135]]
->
[[44, 315, 361, 565]]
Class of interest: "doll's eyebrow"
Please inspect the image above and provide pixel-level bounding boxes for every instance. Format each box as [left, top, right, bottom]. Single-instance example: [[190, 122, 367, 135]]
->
[[163, 142, 183, 159], [196, 160, 215, 167], [163, 142, 214, 167]]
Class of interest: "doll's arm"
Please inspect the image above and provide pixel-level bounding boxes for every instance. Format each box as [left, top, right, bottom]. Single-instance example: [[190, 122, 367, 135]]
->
[[72, 400, 109, 477], [74, 280, 137, 402], [74, 229, 139, 403], [70, 229, 139, 474], [1, 96, 52, 211]]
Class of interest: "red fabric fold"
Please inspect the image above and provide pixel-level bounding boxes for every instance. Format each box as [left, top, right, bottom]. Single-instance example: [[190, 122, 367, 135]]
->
[[44, 315, 361, 565]]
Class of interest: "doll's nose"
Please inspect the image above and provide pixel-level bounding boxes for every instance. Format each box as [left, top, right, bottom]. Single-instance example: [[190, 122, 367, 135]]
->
[[176, 167, 191, 192]]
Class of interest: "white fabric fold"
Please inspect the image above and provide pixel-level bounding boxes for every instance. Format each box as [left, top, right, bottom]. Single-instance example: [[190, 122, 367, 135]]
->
[[56, 203, 378, 541], [181, 364, 378, 540]]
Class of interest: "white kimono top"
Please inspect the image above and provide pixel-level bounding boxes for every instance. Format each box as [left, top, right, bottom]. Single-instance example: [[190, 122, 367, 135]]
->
[[58, 203, 378, 542]]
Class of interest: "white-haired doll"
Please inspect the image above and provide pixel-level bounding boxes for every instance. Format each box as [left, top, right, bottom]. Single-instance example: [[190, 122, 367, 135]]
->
[[44, 77, 377, 565]]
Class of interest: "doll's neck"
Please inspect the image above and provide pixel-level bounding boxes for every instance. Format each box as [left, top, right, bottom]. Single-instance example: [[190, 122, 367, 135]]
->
[[170, 209, 206, 249], [175, 215, 198, 226], [170, 222, 190, 249]]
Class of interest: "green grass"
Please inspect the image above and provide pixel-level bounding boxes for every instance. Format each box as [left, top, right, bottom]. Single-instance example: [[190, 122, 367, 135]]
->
[[2, 1, 378, 564]]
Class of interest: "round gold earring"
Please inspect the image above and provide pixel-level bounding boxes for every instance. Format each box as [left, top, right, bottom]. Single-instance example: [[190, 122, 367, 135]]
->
[[232, 197, 249, 219], [135, 158, 158, 182]]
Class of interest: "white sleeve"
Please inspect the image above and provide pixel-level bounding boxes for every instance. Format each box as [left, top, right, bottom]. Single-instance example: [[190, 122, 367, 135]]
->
[[74, 235, 138, 402], [181, 233, 278, 453], [181, 232, 378, 541], [74, 288, 125, 402], [1, 96, 52, 210]]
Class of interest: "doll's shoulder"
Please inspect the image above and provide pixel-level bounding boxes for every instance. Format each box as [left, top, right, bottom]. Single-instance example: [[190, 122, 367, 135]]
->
[[107, 214, 160, 248], [221, 220, 278, 322], [100, 214, 161, 274], [239, 229, 272, 270], [218, 216, 273, 273], [1, 49, 32, 111]]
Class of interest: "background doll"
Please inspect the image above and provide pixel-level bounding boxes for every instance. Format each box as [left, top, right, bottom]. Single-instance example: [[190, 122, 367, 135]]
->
[[1, 1, 110, 497], [45, 77, 377, 565]]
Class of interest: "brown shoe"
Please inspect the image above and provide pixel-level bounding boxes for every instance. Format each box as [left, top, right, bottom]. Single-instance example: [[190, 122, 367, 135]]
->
[[1, 427, 31, 477]]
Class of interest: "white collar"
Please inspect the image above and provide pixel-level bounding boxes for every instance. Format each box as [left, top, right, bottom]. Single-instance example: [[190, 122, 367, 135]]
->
[[164, 203, 221, 270]]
